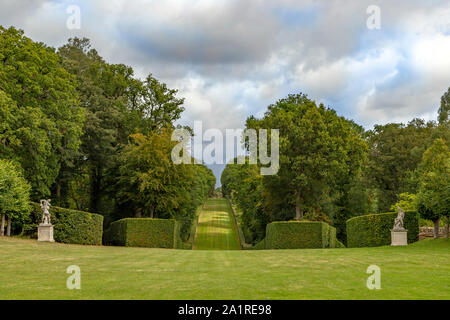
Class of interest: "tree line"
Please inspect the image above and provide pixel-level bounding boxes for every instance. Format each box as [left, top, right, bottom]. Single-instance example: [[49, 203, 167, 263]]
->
[[222, 92, 449, 244], [0, 26, 215, 239]]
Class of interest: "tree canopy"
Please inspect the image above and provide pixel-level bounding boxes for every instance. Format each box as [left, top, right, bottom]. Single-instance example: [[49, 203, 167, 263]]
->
[[0, 159, 31, 227]]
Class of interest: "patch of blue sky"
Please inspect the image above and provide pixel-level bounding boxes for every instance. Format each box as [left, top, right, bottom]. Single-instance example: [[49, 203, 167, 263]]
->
[[273, 5, 319, 28], [117, 20, 209, 63]]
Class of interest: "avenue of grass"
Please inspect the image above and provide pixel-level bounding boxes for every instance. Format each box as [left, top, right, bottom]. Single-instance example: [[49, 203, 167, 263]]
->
[[193, 199, 241, 250], [0, 236, 448, 300]]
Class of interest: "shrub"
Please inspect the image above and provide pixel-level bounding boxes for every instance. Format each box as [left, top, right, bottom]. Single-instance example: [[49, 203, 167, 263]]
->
[[249, 238, 266, 250], [346, 211, 419, 248], [251, 221, 342, 250], [103, 218, 182, 248], [23, 203, 103, 245]]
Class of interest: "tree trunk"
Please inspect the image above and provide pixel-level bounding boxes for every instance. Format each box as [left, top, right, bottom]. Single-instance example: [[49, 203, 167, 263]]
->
[[56, 181, 61, 206], [90, 166, 102, 213], [149, 206, 154, 219], [433, 218, 440, 239], [135, 207, 142, 218], [6, 216, 11, 237], [0, 214, 5, 236], [295, 193, 303, 221], [446, 220, 449, 238]]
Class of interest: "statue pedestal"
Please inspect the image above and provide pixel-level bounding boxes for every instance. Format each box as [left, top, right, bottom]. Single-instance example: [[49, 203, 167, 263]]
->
[[38, 224, 55, 242], [391, 229, 408, 246]]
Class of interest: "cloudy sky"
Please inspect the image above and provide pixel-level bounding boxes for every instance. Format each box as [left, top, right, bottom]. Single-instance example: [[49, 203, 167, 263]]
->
[[1, 0, 449, 183]]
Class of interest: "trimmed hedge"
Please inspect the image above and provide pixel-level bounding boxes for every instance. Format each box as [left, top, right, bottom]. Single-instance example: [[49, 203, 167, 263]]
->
[[103, 218, 182, 248], [346, 211, 419, 248], [251, 221, 342, 250], [23, 203, 103, 245], [226, 197, 244, 249]]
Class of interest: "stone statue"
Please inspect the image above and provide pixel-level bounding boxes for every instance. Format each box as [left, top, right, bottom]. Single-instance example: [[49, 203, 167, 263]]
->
[[391, 206, 408, 246], [393, 206, 406, 231], [40, 199, 52, 225]]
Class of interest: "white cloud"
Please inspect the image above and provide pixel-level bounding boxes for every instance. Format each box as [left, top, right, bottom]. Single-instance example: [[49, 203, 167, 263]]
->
[[1, 0, 449, 132]]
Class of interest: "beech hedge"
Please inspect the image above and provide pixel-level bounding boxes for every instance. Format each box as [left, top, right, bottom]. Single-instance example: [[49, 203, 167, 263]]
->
[[251, 221, 343, 250], [346, 211, 419, 248], [103, 218, 182, 248]]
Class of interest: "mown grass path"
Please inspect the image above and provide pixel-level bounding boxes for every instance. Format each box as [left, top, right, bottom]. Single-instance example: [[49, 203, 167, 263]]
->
[[193, 198, 241, 250]]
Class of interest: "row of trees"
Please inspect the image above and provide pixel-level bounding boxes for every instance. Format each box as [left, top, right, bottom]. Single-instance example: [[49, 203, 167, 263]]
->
[[0, 26, 215, 238], [222, 91, 449, 244]]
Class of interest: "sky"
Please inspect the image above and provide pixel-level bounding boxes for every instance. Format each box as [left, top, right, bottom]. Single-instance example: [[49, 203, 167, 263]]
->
[[1, 0, 449, 185]]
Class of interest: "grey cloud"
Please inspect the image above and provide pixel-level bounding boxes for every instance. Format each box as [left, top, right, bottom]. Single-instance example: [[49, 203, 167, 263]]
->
[[1, 0, 449, 135]]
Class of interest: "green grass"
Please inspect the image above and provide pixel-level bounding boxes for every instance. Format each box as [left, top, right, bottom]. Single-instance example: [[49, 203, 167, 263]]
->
[[193, 198, 241, 250], [0, 236, 449, 299]]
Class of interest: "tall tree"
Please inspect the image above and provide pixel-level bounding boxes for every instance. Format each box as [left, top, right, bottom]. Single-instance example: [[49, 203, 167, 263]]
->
[[58, 38, 133, 211], [416, 138, 450, 238], [221, 159, 266, 244], [366, 119, 436, 212], [0, 26, 84, 199], [246, 93, 367, 221], [0, 160, 31, 236], [58, 38, 185, 212], [116, 130, 193, 219], [438, 87, 449, 125]]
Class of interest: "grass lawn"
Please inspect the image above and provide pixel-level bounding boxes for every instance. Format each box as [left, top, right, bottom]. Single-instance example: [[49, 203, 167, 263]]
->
[[0, 236, 449, 300], [193, 199, 240, 250]]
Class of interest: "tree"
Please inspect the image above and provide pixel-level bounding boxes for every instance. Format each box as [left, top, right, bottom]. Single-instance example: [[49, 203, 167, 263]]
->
[[117, 130, 193, 218], [390, 193, 417, 212], [57, 38, 186, 212], [0, 160, 31, 236], [0, 26, 84, 199], [221, 159, 267, 243], [246, 93, 367, 221], [416, 139, 450, 238], [127, 74, 185, 134], [58, 38, 134, 211], [366, 119, 436, 212], [438, 87, 449, 125], [115, 129, 214, 240]]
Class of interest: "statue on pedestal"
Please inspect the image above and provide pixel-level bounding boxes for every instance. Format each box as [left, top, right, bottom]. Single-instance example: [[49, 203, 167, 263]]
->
[[38, 199, 54, 242], [391, 206, 408, 246]]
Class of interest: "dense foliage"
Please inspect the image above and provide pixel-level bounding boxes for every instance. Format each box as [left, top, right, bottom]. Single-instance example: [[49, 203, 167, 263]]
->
[[0, 27, 84, 199], [0, 25, 447, 246], [0, 159, 31, 236], [223, 90, 449, 245], [416, 139, 450, 237], [0, 26, 214, 241], [103, 218, 181, 248], [23, 203, 103, 245], [346, 211, 419, 247], [251, 221, 343, 250], [115, 130, 215, 240]]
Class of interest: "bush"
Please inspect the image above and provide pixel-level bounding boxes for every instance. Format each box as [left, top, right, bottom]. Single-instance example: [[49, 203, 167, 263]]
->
[[249, 238, 266, 250], [251, 221, 342, 250], [23, 203, 103, 245], [346, 211, 419, 248], [103, 218, 182, 248]]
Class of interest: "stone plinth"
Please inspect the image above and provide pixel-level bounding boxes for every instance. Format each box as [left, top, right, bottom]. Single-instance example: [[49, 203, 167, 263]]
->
[[391, 229, 408, 246], [38, 224, 54, 242]]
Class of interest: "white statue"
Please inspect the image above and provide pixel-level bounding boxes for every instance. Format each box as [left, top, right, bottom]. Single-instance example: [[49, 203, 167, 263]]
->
[[40, 199, 52, 225], [393, 206, 405, 231]]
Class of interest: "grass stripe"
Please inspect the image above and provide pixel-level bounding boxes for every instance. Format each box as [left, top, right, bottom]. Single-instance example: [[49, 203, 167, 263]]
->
[[194, 198, 241, 250]]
